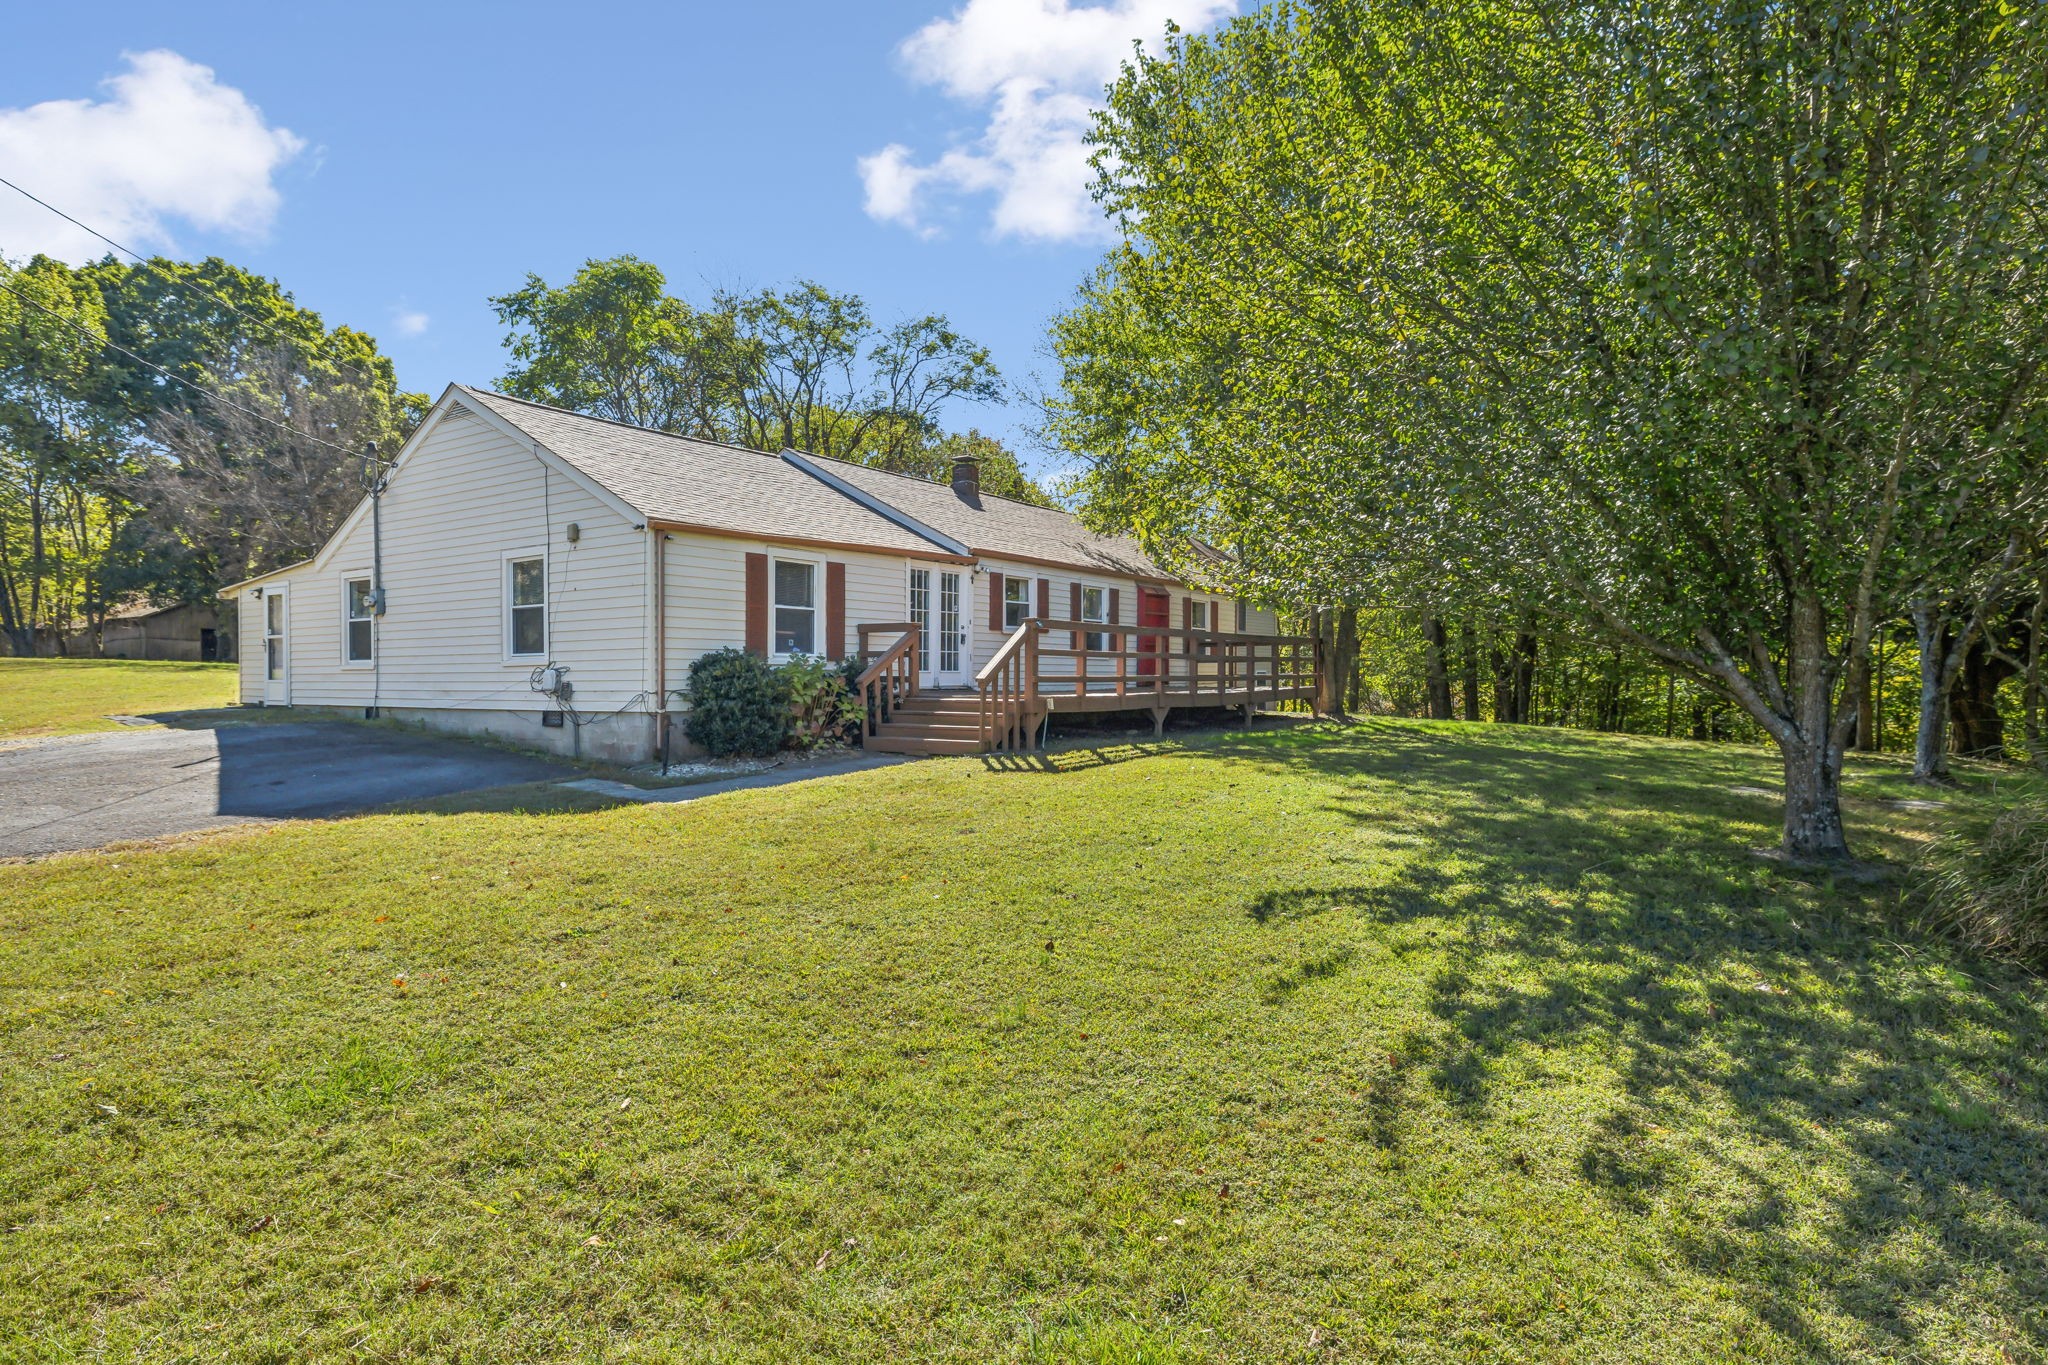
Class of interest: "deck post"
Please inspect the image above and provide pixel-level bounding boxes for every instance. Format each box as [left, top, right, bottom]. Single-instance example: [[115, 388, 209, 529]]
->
[[1150, 705, 1168, 738], [1243, 701, 1255, 729]]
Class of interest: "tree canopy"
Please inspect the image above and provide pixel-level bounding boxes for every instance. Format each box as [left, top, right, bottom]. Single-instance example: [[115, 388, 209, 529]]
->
[[0, 253, 420, 650], [1049, 0, 2048, 859], [492, 256, 1048, 502]]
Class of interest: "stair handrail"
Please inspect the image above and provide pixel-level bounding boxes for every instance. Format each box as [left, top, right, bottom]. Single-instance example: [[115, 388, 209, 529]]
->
[[975, 619, 1039, 752], [854, 622, 920, 738]]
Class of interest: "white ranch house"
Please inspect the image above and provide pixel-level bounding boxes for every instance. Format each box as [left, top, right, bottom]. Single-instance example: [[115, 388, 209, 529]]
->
[[221, 385, 1316, 760]]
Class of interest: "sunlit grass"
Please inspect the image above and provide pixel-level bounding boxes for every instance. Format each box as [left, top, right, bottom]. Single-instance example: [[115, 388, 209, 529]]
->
[[1, 721, 2042, 1361], [0, 657, 238, 739]]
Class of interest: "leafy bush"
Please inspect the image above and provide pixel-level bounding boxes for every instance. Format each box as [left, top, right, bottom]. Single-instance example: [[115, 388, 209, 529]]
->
[[779, 653, 863, 748], [684, 648, 788, 757], [1918, 799, 2048, 971]]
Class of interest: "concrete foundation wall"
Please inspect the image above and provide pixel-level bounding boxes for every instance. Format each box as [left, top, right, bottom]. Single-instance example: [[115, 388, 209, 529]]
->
[[372, 705, 658, 765]]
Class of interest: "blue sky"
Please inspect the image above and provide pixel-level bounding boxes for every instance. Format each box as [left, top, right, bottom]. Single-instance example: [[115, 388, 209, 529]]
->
[[2, 1, 1237, 477]]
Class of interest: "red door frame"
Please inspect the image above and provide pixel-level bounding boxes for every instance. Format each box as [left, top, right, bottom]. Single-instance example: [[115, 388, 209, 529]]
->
[[1136, 586, 1171, 678]]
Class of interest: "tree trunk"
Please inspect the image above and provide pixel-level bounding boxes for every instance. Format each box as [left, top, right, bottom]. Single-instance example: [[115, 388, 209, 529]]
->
[[1458, 621, 1481, 720], [1311, 607, 1359, 718], [1336, 609, 1359, 713], [2024, 573, 2047, 772], [1950, 638, 2017, 760], [1421, 615, 1454, 720], [1852, 649, 1876, 751], [1512, 621, 1537, 723], [1769, 590, 1855, 860], [1780, 735, 1852, 861], [1911, 601, 1957, 783]]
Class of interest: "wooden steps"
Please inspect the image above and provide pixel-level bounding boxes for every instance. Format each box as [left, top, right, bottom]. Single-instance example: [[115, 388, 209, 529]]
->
[[865, 690, 995, 756]]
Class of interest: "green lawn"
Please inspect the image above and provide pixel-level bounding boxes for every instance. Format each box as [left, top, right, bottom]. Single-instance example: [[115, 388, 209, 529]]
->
[[3, 722, 2043, 1362], [0, 657, 239, 740]]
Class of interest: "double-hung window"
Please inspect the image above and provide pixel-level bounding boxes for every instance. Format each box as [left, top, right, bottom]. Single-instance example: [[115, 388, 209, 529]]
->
[[773, 558, 816, 656], [345, 577, 374, 663], [508, 555, 547, 657], [1080, 584, 1110, 652], [1003, 576, 1032, 630]]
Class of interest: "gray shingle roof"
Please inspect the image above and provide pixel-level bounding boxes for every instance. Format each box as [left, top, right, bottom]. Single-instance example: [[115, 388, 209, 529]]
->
[[454, 386, 1175, 578], [787, 455, 1172, 579], [455, 387, 960, 559]]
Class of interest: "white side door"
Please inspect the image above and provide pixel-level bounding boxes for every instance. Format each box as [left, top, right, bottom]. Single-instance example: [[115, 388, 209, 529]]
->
[[262, 586, 291, 705]]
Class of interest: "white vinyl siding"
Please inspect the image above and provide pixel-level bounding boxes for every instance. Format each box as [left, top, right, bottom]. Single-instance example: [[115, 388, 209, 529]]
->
[[232, 405, 649, 713], [236, 592, 265, 699], [661, 533, 928, 690]]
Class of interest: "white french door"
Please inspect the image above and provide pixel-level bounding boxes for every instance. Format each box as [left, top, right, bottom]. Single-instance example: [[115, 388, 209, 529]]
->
[[909, 567, 969, 687], [261, 586, 291, 705]]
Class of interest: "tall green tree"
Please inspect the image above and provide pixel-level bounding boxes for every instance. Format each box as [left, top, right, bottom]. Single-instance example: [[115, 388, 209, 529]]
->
[[1051, 0, 2048, 859], [0, 256, 132, 654], [109, 258, 420, 597], [492, 257, 1019, 485]]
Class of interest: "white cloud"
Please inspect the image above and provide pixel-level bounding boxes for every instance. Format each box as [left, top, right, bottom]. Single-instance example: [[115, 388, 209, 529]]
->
[[392, 307, 430, 338], [861, 0, 1236, 243], [0, 50, 305, 263]]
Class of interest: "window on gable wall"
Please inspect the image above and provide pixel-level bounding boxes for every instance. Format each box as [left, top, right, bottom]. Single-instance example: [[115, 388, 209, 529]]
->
[[509, 556, 547, 657], [773, 559, 816, 655], [345, 577, 374, 662], [1004, 576, 1032, 630]]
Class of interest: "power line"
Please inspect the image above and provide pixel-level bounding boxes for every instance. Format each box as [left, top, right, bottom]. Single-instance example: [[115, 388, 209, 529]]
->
[[0, 172, 394, 397], [0, 273, 383, 465]]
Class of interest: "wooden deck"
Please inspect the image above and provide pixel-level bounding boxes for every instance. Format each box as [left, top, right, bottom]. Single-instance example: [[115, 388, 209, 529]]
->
[[856, 618, 1319, 754]]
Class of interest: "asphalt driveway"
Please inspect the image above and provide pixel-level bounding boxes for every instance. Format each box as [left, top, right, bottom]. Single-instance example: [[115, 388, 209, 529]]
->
[[0, 720, 575, 858]]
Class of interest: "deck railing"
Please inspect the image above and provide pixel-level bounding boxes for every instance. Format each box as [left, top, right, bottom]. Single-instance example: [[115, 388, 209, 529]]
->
[[975, 619, 1038, 753], [1024, 618, 1318, 702], [970, 618, 1318, 749], [854, 622, 920, 739]]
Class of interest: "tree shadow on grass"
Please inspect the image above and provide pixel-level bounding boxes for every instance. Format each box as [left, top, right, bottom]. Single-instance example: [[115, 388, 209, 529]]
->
[[1222, 722, 2048, 1358]]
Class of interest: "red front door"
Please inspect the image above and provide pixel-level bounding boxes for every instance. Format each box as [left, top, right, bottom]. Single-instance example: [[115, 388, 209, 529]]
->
[[1137, 587, 1171, 677]]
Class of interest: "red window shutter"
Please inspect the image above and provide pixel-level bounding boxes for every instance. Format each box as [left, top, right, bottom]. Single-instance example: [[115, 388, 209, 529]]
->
[[988, 571, 1004, 631], [744, 552, 768, 657], [826, 561, 846, 659], [1070, 582, 1082, 648], [1108, 587, 1121, 647], [1037, 578, 1049, 620]]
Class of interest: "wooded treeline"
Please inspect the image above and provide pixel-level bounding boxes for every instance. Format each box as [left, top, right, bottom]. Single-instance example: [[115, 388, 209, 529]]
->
[[1315, 607, 2039, 766], [1048, 0, 2048, 859], [0, 249, 1036, 657], [0, 254, 419, 656]]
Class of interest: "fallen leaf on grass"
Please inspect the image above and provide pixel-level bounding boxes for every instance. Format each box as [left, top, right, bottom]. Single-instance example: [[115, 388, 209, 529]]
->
[[585, 1235, 606, 1247], [245, 1214, 272, 1235]]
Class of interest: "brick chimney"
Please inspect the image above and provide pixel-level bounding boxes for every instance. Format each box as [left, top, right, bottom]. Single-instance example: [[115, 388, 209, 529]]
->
[[950, 454, 983, 506]]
